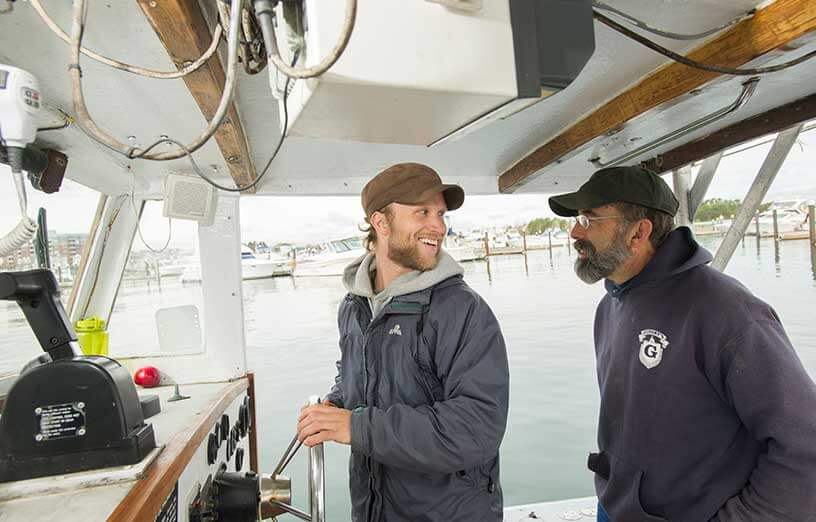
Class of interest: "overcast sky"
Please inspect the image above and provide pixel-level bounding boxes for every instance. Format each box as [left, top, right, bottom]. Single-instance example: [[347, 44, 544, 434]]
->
[[1, 129, 814, 250]]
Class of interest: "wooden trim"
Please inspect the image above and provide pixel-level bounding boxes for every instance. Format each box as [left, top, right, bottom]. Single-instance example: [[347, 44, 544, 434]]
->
[[641, 93, 816, 173], [247, 371, 259, 473], [136, 0, 257, 193], [108, 379, 248, 522], [499, 0, 816, 192]]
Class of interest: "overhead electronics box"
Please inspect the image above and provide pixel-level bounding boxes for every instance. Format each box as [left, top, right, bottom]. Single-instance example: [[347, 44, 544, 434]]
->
[[276, 0, 595, 146]]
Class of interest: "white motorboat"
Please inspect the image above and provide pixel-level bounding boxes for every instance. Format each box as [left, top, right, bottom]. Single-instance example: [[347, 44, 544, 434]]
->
[[752, 200, 810, 237], [181, 245, 292, 282], [293, 237, 366, 277]]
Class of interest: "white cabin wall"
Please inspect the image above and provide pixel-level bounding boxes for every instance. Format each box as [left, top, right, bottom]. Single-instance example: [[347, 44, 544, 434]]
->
[[197, 193, 248, 376], [116, 194, 248, 385]]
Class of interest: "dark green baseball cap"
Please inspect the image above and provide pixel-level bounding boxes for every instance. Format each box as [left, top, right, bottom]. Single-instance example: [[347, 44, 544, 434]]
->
[[548, 166, 679, 217]]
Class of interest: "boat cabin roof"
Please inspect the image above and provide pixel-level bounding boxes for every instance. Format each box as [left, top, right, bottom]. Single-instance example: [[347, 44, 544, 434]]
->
[[3, 0, 815, 200]]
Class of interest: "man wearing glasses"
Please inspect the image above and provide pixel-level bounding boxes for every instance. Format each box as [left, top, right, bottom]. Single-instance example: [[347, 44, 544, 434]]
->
[[549, 166, 816, 522]]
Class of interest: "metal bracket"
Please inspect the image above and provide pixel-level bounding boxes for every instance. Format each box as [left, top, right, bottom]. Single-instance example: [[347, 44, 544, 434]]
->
[[712, 124, 803, 271], [688, 151, 724, 220], [591, 77, 759, 168]]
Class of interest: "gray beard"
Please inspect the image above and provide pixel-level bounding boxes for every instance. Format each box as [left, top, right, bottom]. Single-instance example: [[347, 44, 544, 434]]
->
[[573, 232, 632, 284]]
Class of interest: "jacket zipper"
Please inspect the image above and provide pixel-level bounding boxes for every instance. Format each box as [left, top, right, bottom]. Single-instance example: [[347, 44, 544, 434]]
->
[[356, 296, 414, 521], [354, 296, 379, 522]]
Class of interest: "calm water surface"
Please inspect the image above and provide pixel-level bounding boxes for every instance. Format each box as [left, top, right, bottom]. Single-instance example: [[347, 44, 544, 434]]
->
[[1, 236, 815, 518]]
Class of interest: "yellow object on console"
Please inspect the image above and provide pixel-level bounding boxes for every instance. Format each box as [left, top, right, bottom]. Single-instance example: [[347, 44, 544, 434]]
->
[[75, 316, 109, 356]]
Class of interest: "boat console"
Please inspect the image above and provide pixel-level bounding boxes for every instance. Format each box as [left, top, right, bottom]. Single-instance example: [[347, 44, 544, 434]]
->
[[0, 270, 156, 482], [0, 269, 324, 520]]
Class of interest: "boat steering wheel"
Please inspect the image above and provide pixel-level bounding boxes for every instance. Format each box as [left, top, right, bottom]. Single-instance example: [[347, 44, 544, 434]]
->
[[260, 396, 326, 521]]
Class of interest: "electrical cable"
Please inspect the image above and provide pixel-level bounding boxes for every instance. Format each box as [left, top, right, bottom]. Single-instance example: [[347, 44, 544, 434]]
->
[[68, 0, 242, 161], [0, 218, 39, 257], [720, 121, 816, 158], [30, 0, 223, 80], [128, 166, 172, 253], [592, 2, 754, 41], [262, 0, 357, 79], [142, 50, 297, 193], [0, 147, 39, 257], [240, 5, 267, 74], [37, 103, 74, 132], [594, 11, 816, 76]]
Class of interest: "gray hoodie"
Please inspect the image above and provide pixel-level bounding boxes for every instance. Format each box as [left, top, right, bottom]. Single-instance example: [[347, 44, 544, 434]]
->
[[342, 251, 464, 317], [328, 250, 509, 522]]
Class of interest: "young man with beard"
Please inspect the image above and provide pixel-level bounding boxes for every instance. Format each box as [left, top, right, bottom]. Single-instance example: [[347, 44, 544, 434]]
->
[[549, 166, 816, 522], [297, 163, 509, 522]]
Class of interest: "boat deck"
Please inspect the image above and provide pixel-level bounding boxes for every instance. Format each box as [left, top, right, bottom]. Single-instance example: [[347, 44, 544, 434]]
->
[[504, 497, 598, 521]]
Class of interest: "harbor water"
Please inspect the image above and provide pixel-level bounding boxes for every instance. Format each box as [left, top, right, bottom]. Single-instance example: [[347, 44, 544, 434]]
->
[[1, 235, 815, 518]]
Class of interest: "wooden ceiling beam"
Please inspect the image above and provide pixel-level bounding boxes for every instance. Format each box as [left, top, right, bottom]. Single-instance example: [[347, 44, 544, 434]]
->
[[641, 92, 816, 174], [499, 0, 816, 193], [136, 0, 257, 192]]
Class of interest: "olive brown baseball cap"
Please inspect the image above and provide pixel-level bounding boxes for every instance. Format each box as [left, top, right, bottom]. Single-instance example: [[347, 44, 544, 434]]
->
[[548, 166, 679, 217], [362, 163, 465, 216]]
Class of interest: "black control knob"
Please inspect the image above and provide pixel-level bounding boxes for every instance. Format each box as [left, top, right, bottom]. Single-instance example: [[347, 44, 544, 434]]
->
[[213, 422, 222, 449], [243, 396, 252, 433], [236, 404, 246, 437], [207, 433, 218, 465], [227, 428, 235, 459], [235, 447, 244, 471], [220, 414, 230, 442]]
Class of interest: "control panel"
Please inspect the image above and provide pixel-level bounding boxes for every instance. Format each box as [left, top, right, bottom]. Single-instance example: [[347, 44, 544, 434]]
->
[[205, 394, 252, 470], [165, 391, 254, 522]]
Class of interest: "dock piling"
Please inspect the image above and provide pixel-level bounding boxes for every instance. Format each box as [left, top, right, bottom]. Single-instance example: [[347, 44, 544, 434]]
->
[[547, 231, 553, 260]]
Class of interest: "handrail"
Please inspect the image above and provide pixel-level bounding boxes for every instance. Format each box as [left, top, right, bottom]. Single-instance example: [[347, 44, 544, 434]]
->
[[591, 77, 759, 169], [309, 437, 325, 522]]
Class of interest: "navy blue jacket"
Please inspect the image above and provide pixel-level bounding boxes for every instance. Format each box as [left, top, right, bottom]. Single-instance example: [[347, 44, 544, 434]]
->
[[328, 275, 509, 522], [591, 227, 816, 521]]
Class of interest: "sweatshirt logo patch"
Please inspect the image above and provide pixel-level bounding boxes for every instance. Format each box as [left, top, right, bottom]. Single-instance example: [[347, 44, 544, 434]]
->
[[639, 329, 669, 369], [388, 324, 402, 336]]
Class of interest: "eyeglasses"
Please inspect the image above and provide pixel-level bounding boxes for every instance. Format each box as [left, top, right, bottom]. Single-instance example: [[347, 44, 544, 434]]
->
[[574, 214, 622, 229]]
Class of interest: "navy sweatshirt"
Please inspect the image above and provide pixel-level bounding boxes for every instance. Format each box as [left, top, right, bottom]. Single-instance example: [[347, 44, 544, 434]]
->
[[590, 227, 816, 522]]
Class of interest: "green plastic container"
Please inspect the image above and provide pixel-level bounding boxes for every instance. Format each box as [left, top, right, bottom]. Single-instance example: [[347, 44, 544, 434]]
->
[[75, 316, 109, 356]]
